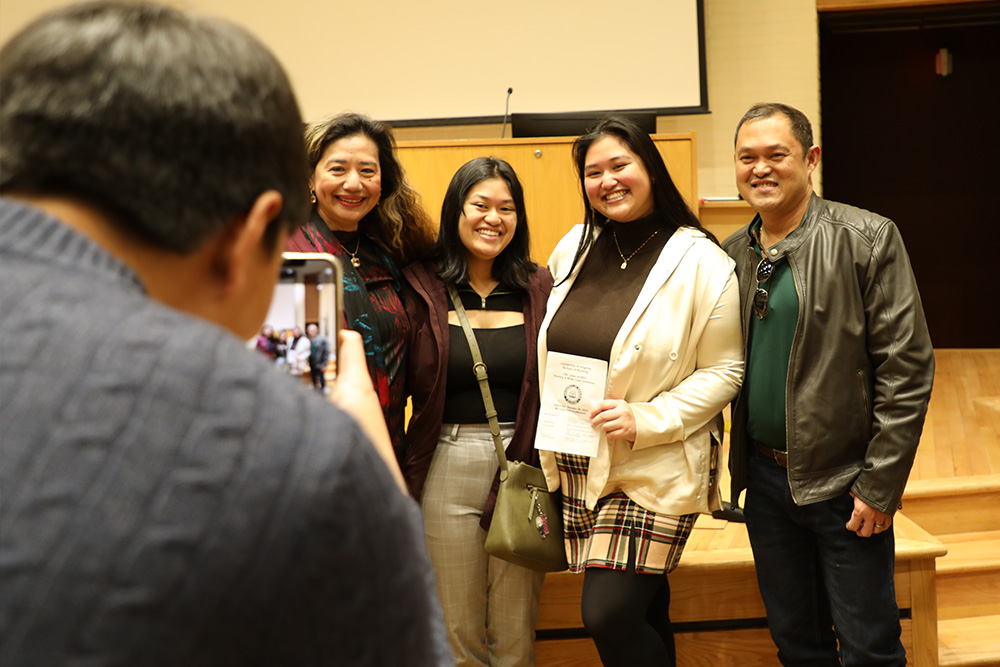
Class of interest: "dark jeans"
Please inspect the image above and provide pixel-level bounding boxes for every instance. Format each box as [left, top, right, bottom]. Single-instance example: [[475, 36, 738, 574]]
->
[[744, 452, 906, 667], [309, 364, 325, 392]]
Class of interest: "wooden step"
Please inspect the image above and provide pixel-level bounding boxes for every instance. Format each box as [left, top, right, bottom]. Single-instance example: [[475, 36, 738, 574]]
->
[[537, 617, 1000, 667], [536, 627, 789, 667], [938, 615, 1000, 667], [536, 512, 946, 666], [936, 531, 1000, 621], [902, 475, 1000, 536], [937, 531, 1000, 574]]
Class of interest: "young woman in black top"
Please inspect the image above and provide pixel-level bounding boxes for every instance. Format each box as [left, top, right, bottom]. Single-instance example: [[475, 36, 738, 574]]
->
[[402, 157, 553, 666]]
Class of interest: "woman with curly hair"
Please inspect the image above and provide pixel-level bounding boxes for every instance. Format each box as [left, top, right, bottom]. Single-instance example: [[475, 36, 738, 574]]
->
[[287, 112, 434, 456]]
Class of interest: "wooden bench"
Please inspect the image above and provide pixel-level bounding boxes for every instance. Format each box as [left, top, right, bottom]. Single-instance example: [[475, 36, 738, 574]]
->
[[535, 512, 947, 666]]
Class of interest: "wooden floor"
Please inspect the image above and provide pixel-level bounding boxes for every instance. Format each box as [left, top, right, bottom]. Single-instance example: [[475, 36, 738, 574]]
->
[[909, 349, 1000, 481]]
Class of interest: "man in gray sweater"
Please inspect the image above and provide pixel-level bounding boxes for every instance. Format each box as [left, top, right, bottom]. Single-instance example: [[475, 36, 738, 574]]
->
[[0, 2, 450, 665]]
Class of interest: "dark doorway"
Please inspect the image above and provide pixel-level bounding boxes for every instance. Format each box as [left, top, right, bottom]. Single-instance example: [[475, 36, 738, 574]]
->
[[820, 3, 1000, 347]]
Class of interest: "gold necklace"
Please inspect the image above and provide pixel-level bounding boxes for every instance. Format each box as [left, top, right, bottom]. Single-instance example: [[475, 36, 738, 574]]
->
[[612, 227, 660, 270], [340, 234, 361, 268]]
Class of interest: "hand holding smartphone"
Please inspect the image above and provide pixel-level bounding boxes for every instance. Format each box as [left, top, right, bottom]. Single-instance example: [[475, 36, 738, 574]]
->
[[264, 254, 404, 491], [256, 253, 344, 390]]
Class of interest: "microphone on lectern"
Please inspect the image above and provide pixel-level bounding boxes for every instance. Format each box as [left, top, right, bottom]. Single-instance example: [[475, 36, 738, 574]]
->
[[500, 87, 513, 139]]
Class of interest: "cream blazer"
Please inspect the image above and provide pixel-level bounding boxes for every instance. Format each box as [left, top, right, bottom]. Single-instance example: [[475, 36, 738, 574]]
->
[[538, 225, 744, 516]]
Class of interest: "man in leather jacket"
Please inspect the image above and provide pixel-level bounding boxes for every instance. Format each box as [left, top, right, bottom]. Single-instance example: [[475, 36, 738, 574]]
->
[[721, 103, 934, 667]]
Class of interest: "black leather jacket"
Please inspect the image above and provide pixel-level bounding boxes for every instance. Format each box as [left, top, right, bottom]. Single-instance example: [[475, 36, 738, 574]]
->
[[722, 194, 934, 514]]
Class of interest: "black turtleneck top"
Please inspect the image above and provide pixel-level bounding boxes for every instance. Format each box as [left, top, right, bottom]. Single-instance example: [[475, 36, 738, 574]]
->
[[547, 214, 674, 363]]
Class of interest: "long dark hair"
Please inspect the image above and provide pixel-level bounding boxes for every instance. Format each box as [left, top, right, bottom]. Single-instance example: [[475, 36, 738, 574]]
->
[[561, 115, 716, 282], [304, 112, 434, 264], [434, 157, 536, 289]]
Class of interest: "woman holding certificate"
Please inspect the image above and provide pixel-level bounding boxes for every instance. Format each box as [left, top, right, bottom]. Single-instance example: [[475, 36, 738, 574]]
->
[[401, 157, 553, 667], [537, 116, 743, 667]]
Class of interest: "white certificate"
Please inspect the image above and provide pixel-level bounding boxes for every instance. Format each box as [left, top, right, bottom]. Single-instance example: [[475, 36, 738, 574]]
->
[[535, 352, 608, 456]]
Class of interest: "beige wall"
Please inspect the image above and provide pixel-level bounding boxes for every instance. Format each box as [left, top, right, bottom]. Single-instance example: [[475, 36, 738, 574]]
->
[[0, 0, 67, 42], [656, 0, 822, 199], [1, 0, 819, 200]]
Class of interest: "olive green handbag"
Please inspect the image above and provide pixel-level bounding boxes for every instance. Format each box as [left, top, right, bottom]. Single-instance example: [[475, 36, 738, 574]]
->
[[447, 283, 567, 573]]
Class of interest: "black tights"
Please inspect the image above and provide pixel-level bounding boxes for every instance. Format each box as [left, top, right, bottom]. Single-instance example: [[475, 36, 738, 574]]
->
[[581, 564, 675, 666]]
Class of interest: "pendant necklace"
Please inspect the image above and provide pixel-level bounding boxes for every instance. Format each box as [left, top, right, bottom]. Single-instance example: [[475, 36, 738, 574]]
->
[[341, 234, 361, 269], [612, 227, 660, 270]]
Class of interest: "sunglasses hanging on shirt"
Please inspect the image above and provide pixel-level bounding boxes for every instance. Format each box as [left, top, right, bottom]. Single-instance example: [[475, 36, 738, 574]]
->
[[751, 229, 774, 320]]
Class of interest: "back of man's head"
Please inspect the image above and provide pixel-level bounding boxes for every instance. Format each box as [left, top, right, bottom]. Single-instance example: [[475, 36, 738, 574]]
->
[[0, 0, 309, 253]]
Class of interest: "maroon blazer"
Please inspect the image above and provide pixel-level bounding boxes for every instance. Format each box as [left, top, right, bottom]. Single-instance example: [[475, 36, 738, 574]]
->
[[401, 260, 553, 528]]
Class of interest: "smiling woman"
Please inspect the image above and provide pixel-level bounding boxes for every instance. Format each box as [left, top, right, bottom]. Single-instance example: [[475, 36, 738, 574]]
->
[[583, 136, 655, 224], [286, 113, 434, 456], [400, 157, 554, 666], [311, 134, 383, 240], [457, 177, 518, 270], [537, 116, 744, 667]]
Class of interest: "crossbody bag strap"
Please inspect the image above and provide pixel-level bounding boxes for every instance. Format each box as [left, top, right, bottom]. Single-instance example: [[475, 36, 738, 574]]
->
[[445, 282, 509, 478]]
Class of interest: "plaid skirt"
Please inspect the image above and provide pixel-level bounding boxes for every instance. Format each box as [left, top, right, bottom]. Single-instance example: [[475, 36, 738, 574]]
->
[[555, 453, 697, 575]]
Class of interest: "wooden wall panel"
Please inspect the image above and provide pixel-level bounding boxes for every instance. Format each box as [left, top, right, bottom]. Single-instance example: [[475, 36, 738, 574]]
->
[[396, 135, 696, 267], [699, 200, 754, 244]]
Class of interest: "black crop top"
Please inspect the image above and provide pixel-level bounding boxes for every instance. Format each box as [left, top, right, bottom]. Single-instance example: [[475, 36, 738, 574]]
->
[[442, 284, 526, 424]]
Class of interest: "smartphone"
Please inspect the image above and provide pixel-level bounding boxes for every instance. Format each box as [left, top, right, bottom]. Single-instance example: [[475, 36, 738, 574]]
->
[[254, 252, 344, 384]]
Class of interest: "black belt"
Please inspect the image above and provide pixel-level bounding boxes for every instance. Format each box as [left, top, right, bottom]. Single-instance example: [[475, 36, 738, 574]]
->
[[754, 441, 788, 467]]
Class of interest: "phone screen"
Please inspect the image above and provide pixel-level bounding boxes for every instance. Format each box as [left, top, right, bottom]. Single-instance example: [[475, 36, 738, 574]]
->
[[251, 253, 344, 386]]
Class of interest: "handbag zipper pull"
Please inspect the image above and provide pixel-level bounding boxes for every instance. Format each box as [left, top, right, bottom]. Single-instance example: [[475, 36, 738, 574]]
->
[[529, 487, 549, 538]]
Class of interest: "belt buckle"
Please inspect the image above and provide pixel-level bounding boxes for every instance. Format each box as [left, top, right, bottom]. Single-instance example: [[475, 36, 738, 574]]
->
[[773, 448, 786, 466], [756, 441, 787, 467]]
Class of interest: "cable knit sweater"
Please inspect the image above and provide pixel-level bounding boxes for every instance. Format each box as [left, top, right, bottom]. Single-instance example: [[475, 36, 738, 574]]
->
[[0, 198, 452, 667]]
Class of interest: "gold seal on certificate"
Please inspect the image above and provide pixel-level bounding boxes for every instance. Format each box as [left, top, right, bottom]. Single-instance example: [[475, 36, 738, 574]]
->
[[563, 384, 583, 405], [535, 352, 608, 457]]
